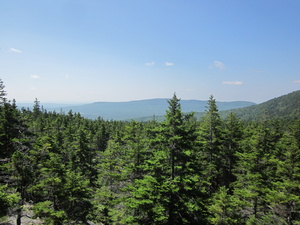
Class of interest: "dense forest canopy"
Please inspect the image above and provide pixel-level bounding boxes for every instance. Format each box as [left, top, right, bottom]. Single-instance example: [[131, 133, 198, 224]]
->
[[1, 79, 300, 224]]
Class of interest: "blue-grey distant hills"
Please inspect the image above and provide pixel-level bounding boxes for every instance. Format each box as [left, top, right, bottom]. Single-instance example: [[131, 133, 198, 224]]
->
[[49, 99, 256, 120], [17, 90, 300, 121]]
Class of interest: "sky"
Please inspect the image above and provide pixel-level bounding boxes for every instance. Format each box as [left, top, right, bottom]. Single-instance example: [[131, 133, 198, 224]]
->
[[1, 0, 300, 104]]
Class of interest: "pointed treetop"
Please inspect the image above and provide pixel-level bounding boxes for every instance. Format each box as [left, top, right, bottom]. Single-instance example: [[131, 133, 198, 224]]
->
[[206, 95, 218, 113], [165, 93, 183, 126], [0, 79, 7, 104]]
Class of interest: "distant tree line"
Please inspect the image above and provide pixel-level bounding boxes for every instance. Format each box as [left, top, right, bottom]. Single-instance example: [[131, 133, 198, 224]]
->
[[0, 79, 300, 224]]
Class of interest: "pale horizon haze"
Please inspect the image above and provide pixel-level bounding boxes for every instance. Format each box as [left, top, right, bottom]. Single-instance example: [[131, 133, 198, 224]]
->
[[1, 1, 300, 104]]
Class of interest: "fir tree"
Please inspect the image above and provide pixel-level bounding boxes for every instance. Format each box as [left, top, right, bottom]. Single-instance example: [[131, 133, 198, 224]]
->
[[197, 95, 224, 194], [126, 94, 206, 224]]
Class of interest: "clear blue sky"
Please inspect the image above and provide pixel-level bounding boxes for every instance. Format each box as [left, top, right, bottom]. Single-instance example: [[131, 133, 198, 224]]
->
[[1, 0, 300, 103]]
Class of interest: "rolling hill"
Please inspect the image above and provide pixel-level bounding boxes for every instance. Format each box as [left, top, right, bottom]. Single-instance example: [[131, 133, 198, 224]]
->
[[220, 90, 300, 121], [52, 99, 256, 120], [17, 90, 300, 121]]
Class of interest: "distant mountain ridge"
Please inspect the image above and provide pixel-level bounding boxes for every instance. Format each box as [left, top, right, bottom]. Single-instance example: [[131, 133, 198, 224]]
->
[[16, 90, 300, 121], [52, 98, 255, 120]]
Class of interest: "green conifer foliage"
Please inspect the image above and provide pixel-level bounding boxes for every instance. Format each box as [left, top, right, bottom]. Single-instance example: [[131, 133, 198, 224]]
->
[[0, 86, 32, 224], [0, 101, 26, 159], [197, 95, 224, 194], [126, 94, 206, 224], [207, 186, 240, 225], [93, 125, 131, 224], [0, 79, 6, 104], [267, 124, 300, 224], [222, 113, 243, 189], [0, 184, 20, 218], [232, 119, 282, 224], [1, 83, 300, 224]]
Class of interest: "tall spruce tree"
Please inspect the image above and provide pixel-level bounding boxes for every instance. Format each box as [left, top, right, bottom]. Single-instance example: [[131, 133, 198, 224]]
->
[[222, 112, 243, 189], [197, 95, 224, 194], [126, 94, 206, 224], [207, 113, 243, 224], [0, 81, 33, 224], [0, 79, 6, 104]]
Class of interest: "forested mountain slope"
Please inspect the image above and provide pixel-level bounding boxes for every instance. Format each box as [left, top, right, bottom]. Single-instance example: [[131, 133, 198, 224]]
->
[[221, 90, 300, 121]]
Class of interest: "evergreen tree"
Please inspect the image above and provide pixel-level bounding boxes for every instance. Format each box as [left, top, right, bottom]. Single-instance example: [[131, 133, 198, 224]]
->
[[266, 120, 300, 224], [0, 102, 32, 223], [30, 135, 93, 224], [197, 95, 224, 194], [0, 184, 20, 219], [0, 100, 26, 159], [207, 186, 240, 225], [0, 79, 6, 104], [207, 113, 243, 225], [93, 123, 130, 224], [126, 94, 206, 224], [1, 81, 300, 224], [222, 113, 243, 189], [233, 119, 281, 224]]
